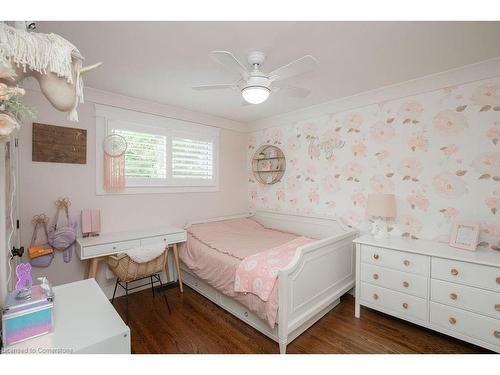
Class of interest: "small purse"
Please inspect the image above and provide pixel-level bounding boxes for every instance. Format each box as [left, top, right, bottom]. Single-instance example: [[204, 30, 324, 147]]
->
[[29, 214, 54, 268], [48, 198, 77, 263]]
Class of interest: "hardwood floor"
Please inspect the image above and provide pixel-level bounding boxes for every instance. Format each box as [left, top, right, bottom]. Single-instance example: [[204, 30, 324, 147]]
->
[[112, 285, 490, 354]]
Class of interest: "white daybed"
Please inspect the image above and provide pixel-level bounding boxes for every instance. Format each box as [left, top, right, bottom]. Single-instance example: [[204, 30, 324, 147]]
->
[[180, 210, 358, 354]]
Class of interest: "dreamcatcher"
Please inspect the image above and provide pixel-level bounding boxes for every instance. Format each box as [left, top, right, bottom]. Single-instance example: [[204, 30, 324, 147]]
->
[[103, 133, 128, 192]]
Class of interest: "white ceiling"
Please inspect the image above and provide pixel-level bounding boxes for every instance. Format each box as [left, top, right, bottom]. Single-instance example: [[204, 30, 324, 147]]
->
[[38, 21, 500, 123]]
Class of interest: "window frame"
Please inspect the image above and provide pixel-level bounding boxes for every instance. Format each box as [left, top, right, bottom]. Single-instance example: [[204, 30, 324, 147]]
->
[[95, 105, 219, 195]]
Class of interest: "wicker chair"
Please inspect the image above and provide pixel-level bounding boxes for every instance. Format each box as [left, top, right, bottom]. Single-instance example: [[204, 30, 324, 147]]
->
[[107, 249, 171, 323]]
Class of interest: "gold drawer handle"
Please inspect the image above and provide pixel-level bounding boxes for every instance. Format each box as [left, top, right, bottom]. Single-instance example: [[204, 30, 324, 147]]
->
[[402, 302, 408, 309], [449, 317, 456, 325], [373, 273, 379, 280], [451, 268, 459, 276], [450, 293, 458, 300], [373, 254, 379, 260], [403, 281, 409, 288], [403, 260, 410, 267], [495, 331, 500, 339], [373, 293, 379, 300], [495, 304, 500, 312], [497, 277, 500, 285]]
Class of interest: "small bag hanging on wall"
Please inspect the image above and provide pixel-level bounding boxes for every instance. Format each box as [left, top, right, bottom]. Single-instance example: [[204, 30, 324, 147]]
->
[[48, 197, 77, 263], [29, 214, 54, 268]]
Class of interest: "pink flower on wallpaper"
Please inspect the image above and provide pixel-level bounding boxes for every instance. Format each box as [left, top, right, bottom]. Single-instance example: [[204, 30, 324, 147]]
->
[[486, 125, 500, 145], [351, 140, 367, 157], [344, 112, 363, 132], [370, 174, 395, 193], [304, 164, 318, 181], [342, 162, 363, 182], [308, 141, 321, 160], [308, 189, 320, 204], [248, 135, 256, 150], [432, 173, 467, 199], [276, 190, 285, 201], [351, 192, 367, 207], [397, 158, 423, 181], [440, 144, 459, 156], [374, 150, 391, 161], [471, 152, 500, 179], [341, 209, 362, 227], [407, 193, 429, 211], [400, 215, 423, 238], [325, 201, 336, 210], [286, 176, 301, 193], [480, 222, 500, 245], [303, 122, 318, 139], [485, 191, 500, 215], [250, 189, 258, 200], [432, 110, 468, 136], [286, 136, 301, 153], [408, 132, 429, 152], [270, 128, 283, 144], [439, 207, 460, 220], [321, 175, 341, 193], [397, 100, 423, 123], [369, 122, 395, 143], [471, 83, 500, 109]]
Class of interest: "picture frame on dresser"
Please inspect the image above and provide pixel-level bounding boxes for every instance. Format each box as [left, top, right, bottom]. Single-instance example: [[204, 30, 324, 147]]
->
[[449, 222, 480, 251]]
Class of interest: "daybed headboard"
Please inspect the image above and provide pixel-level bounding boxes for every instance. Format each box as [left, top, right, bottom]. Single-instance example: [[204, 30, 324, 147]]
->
[[252, 210, 356, 239]]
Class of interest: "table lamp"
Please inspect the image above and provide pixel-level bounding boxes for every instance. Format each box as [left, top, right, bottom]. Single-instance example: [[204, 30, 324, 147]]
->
[[366, 193, 396, 239]]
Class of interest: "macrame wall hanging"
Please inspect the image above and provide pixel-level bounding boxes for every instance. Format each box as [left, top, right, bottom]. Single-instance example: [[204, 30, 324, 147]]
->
[[0, 22, 101, 122], [103, 133, 128, 192]]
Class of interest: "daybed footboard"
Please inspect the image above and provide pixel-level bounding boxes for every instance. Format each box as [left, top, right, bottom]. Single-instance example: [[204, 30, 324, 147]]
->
[[277, 233, 357, 353]]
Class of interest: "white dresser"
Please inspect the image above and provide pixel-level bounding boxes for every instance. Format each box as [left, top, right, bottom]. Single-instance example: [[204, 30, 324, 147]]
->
[[354, 234, 500, 353]]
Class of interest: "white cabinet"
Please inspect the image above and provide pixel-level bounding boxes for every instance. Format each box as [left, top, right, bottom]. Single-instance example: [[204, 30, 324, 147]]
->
[[354, 235, 500, 353]]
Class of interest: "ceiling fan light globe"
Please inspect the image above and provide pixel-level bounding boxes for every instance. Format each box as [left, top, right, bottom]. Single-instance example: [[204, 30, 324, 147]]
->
[[242, 86, 270, 104]]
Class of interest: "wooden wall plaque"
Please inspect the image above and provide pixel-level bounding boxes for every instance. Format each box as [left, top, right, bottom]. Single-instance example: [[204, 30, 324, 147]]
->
[[32, 123, 87, 164]]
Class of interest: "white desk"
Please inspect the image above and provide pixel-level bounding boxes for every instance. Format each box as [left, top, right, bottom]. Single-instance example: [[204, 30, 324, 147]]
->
[[76, 226, 187, 291], [3, 279, 130, 354]]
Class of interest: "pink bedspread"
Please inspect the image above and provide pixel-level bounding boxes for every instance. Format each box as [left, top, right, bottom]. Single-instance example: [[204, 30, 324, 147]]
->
[[178, 218, 305, 327], [234, 236, 314, 302]]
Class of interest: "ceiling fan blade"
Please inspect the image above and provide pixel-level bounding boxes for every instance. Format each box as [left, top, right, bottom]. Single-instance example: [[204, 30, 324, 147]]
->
[[210, 51, 249, 78], [274, 84, 311, 98], [192, 84, 236, 91], [269, 55, 318, 82]]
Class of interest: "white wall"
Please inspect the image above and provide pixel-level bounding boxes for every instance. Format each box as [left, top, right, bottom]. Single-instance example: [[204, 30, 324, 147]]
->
[[18, 88, 249, 297]]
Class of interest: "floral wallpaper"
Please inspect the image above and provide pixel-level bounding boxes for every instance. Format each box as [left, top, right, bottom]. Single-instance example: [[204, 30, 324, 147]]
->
[[248, 78, 500, 249]]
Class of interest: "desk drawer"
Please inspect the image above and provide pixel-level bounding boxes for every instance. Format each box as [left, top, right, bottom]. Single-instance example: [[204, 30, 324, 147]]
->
[[431, 258, 500, 293], [430, 302, 500, 348], [361, 263, 428, 298], [361, 245, 429, 276], [431, 279, 500, 320], [360, 282, 427, 321], [140, 232, 186, 247], [83, 239, 140, 258]]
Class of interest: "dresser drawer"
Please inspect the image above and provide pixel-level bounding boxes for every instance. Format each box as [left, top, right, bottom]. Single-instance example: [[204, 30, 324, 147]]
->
[[360, 282, 427, 321], [431, 258, 500, 293], [431, 279, 500, 320], [430, 302, 500, 348], [140, 231, 186, 247], [82, 239, 141, 258], [361, 245, 429, 276], [361, 263, 428, 298]]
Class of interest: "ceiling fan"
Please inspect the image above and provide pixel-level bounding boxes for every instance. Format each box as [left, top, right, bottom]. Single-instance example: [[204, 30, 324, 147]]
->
[[192, 51, 319, 105]]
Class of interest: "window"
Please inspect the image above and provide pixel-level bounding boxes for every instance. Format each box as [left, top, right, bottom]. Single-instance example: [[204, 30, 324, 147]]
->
[[96, 105, 219, 194]]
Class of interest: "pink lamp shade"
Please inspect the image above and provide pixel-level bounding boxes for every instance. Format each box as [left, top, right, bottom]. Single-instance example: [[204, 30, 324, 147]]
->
[[366, 193, 396, 219]]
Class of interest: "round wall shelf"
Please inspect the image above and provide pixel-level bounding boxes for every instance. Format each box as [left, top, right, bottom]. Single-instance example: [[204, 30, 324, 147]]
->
[[252, 145, 286, 185]]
